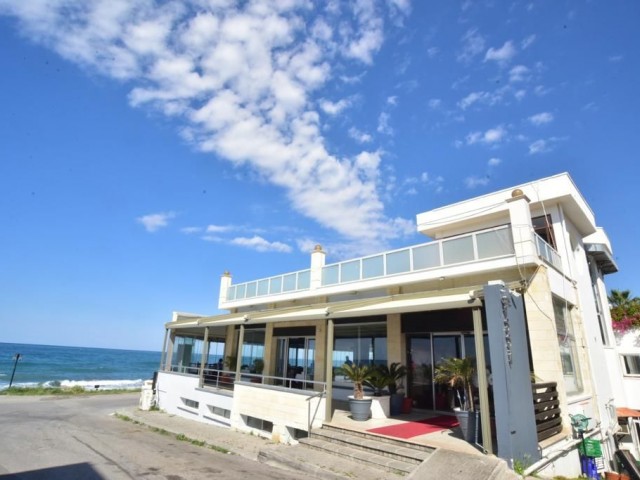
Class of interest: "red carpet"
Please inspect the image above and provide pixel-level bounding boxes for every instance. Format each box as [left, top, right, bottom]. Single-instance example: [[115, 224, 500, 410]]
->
[[366, 415, 459, 439]]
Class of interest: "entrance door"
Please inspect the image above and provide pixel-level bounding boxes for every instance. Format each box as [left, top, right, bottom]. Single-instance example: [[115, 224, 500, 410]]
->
[[275, 337, 315, 388], [433, 335, 462, 410], [407, 336, 433, 409]]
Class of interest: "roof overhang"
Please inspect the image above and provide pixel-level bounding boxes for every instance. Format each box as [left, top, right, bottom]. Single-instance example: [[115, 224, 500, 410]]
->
[[585, 243, 618, 274], [169, 288, 482, 329]]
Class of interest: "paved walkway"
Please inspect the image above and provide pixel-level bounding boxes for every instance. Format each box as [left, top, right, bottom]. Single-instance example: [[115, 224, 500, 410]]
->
[[117, 406, 395, 479]]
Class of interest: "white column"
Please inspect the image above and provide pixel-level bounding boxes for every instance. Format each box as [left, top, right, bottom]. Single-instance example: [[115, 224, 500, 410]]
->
[[310, 245, 326, 290], [218, 271, 232, 307], [506, 189, 537, 265]]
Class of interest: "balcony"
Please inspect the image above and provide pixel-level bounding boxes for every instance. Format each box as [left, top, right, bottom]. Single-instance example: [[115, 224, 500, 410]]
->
[[225, 225, 516, 303]]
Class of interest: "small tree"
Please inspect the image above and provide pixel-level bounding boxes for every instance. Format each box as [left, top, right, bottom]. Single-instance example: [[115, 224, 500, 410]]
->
[[338, 363, 372, 400], [434, 357, 476, 412]]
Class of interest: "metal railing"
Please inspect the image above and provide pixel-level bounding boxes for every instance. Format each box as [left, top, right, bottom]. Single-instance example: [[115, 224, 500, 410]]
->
[[226, 225, 515, 301], [306, 387, 327, 438], [534, 233, 563, 272]]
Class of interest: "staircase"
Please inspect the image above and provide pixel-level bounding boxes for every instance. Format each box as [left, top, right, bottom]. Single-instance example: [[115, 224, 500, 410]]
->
[[299, 424, 434, 476]]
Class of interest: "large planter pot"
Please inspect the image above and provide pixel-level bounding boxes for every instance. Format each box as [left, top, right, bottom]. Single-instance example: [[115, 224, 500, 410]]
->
[[390, 393, 404, 416], [348, 396, 372, 421], [371, 395, 390, 419], [454, 409, 479, 443]]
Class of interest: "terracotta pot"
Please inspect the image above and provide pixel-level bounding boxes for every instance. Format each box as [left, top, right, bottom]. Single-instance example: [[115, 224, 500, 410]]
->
[[604, 473, 620, 480], [620, 474, 630, 480]]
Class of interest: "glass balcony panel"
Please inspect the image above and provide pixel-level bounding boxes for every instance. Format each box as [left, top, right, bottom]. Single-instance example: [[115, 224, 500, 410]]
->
[[257, 279, 269, 296], [442, 236, 475, 265], [386, 249, 411, 275], [341, 260, 361, 283], [283, 274, 296, 292], [297, 270, 310, 289], [476, 228, 514, 259], [412, 244, 441, 270], [269, 276, 282, 294], [246, 282, 257, 298], [236, 283, 246, 299], [227, 286, 236, 301], [362, 255, 384, 279], [322, 265, 339, 286]]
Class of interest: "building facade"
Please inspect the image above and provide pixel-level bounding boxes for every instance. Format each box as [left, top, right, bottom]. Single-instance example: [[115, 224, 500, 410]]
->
[[156, 173, 626, 476]]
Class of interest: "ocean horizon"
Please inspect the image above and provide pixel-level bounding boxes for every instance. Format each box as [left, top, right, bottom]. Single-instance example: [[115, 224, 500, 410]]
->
[[0, 342, 161, 391]]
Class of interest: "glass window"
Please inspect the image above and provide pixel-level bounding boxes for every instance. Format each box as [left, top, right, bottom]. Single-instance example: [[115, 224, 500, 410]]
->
[[622, 355, 640, 375], [362, 255, 384, 279], [553, 297, 583, 395], [282, 274, 296, 292], [322, 265, 339, 285], [246, 282, 257, 298], [269, 276, 282, 294], [172, 336, 203, 374], [476, 228, 514, 259], [241, 329, 265, 371], [341, 260, 361, 282], [532, 215, 556, 249], [412, 244, 441, 270], [442, 235, 475, 265], [297, 270, 310, 289], [227, 286, 236, 301], [386, 249, 411, 275], [236, 284, 246, 299], [257, 279, 269, 296]]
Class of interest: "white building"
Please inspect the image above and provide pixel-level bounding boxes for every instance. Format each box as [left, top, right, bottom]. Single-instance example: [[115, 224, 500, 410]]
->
[[156, 172, 631, 477]]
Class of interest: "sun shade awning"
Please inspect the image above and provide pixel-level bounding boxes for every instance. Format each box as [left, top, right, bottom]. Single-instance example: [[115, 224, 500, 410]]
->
[[168, 288, 482, 329]]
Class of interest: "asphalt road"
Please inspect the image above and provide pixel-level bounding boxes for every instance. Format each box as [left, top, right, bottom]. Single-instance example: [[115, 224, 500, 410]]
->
[[0, 393, 302, 480]]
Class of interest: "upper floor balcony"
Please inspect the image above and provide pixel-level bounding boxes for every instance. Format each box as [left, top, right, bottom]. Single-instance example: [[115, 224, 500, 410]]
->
[[220, 224, 564, 310]]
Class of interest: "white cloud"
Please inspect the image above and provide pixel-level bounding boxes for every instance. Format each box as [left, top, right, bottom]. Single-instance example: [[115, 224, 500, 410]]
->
[[528, 139, 548, 154], [464, 175, 490, 188], [427, 46, 439, 58], [484, 40, 517, 64], [488, 157, 501, 166], [521, 34, 536, 49], [609, 54, 623, 63], [509, 65, 530, 83], [137, 211, 175, 232], [206, 224, 235, 233], [1, 1, 413, 251], [457, 28, 485, 63], [181, 226, 202, 234], [529, 112, 554, 126], [428, 98, 442, 109], [377, 112, 393, 135], [348, 127, 372, 143], [387, 95, 398, 106], [458, 91, 490, 110], [231, 235, 292, 253], [466, 125, 507, 145], [319, 98, 351, 115]]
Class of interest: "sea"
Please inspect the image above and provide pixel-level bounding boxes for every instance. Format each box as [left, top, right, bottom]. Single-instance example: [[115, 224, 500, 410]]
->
[[0, 342, 161, 391]]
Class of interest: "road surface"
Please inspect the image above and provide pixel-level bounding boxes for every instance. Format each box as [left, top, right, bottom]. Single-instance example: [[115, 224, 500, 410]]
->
[[0, 393, 303, 479]]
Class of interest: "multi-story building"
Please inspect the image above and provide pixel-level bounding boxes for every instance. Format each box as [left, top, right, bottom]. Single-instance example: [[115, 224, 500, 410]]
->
[[155, 172, 628, 477]]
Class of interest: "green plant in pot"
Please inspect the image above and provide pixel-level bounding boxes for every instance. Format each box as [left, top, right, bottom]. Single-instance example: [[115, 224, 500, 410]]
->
[[363, 366, 391, 396], [338, 363, 373, 421], [384, 363, 408, 415], [434, 357, 478, 442]]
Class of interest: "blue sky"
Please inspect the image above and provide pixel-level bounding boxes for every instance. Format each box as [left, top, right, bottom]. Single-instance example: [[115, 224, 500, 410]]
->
[[1, 1, 638, 351]]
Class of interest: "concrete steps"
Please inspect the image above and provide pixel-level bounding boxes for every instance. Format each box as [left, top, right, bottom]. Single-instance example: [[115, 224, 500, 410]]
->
[[298, 424, 434, 475]]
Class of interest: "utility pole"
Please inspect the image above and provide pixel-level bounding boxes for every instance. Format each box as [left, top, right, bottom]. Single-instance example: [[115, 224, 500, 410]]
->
[[9, 353, 21, 388]]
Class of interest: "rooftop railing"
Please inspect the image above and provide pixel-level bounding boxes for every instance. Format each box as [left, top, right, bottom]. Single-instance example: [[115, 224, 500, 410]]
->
[[226, 224, 516, 302]]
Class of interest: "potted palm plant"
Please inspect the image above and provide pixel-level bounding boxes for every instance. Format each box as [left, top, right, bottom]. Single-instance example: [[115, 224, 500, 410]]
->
[[386, 363, 408, 415], [434, 357, 477, 442], [338, 363, 373, 421]]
